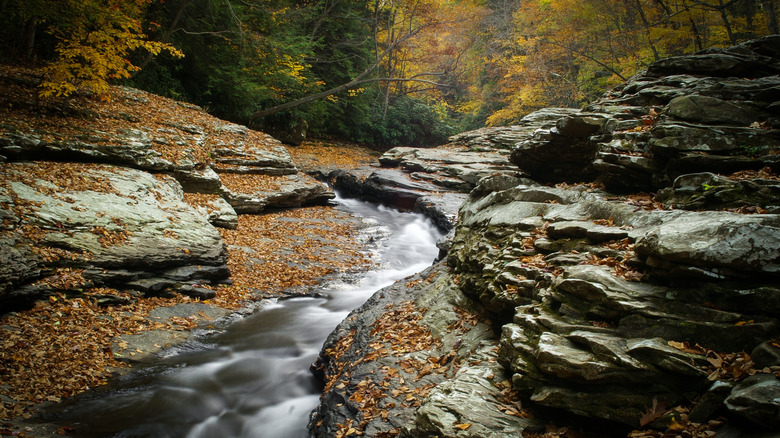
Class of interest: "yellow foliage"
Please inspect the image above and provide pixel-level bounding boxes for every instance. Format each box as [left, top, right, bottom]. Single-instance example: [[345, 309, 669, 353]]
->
[[38, 0, 183, 100]]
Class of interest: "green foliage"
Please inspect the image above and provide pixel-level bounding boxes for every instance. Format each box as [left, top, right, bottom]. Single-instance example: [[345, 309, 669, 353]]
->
[[358, 94, 455, 148]]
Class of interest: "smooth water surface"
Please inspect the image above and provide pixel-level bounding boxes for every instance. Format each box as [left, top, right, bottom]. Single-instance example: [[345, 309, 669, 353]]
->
[[55, 196, 443, 438]]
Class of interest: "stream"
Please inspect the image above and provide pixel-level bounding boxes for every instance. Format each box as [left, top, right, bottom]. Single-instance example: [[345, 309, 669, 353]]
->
[[52, 196, 443, 438]]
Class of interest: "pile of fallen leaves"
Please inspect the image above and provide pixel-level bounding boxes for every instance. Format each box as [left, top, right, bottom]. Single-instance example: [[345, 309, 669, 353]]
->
[[584, 237, 645, 282], [0, 66, 382, 430], [667, 340, 780, 381], [320, 298, 464, 438], [727, 166, 778, 181], [0, 65, 287, 169], [208, 206, 372, 307], [287, 139, 381, 172]]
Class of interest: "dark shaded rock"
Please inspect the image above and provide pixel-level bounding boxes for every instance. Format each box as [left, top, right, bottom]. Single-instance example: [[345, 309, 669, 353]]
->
[[667, 95, 763, 126], [329, 167, 465, 232], [646, 36, 780, 78], [724, 374, 780, 429], [689, 380, 735, 423], [752, 342, 780, 368], [556, 114, 610, 138], [510, 128, 600, 183], [657, 172, 780, 211]]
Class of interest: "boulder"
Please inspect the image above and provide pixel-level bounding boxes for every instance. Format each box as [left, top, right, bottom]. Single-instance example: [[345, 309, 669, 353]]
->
[[222, 173, 334, 214], [447, 107, 581, 150], [379, 145, 520, 192], [635, 212, 780, 277], [724, 374, 780, 429], [666, 95, 763, 126], [0, 162, 228, 307], [657, 171, 780, 211]]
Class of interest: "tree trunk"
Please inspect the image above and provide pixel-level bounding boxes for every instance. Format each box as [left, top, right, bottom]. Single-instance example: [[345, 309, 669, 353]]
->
[[132, 0, 191, 77], [717, 0, 737, 44], [762, 0, 779, 33], [634, 0, 661, 60], [22, 18, 37, 59]]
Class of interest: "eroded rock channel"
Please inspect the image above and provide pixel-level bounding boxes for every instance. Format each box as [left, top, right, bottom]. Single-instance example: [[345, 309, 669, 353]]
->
[[1, 36, 779, 438]]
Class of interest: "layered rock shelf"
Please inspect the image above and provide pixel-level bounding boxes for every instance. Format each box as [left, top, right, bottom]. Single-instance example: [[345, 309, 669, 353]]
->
[[1, 35, 779, 438], [311, 35, 780, 437], [0, 66, 336, 310]]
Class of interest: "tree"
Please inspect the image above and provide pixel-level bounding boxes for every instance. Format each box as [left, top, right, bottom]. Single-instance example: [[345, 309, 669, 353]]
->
[[247, 0, 487, 123], [0, 0, 182, 99]]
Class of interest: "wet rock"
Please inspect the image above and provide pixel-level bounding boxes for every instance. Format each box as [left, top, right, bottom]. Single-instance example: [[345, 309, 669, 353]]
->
[[635, 212, 780, 277], [310, 263, 531, 437], [404, 344, 540, 438], [329, 167, 465, 231], [657, 171, 780, 211], [689, 380, 734, 423], [724, 374, 780, 429], [222, 173, 334, 214]]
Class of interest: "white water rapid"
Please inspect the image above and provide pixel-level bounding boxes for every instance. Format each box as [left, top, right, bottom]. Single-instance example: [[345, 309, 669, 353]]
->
[[54, 196, 443, 438]]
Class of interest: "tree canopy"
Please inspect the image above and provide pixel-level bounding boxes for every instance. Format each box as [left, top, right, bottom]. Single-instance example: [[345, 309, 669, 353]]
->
[[1, 0, 776, 146]]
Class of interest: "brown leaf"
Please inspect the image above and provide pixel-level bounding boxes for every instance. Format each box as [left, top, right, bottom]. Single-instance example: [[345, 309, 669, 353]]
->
[[639, 397, 667, 427]]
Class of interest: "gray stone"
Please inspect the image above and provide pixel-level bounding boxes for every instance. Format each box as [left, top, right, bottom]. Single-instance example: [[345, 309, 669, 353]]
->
[[556, 114, 609, 138], [193, 195, 238, 229], [725, 374, 780, 429], [406, 344, 539, 438], [546, 220, 629, 242], [447, 108, 581, 150], [667, 95, 762, 126], [222, 174, 334, 214], [635, 212, 780, 277], [689, 380, 734, 423], [0, 163, 228, 306], [657, 172, 780, 211], [752, 342, 780, 368]]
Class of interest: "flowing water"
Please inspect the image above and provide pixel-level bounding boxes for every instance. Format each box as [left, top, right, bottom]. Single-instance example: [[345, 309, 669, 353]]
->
[[53, 196, 443, 438]]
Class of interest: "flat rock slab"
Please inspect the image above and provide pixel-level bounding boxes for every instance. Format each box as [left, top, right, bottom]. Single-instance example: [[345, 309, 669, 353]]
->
[[112, 302, 232, 363], [0, 161, 228, 305]]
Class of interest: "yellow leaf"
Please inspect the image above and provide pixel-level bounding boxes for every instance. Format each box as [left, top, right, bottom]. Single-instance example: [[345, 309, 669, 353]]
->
[[667, 340, 685, 350], [454, 423, 472, 430]]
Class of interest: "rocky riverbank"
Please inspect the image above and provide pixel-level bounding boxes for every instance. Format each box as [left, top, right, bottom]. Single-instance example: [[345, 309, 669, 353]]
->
[[0, 65, 379, 435], [2, 35, 779, 438], [310, 35, 780, 438]]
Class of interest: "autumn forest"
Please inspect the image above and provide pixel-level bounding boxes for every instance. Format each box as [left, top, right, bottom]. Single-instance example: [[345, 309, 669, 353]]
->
[[2, 0, 778, 147]]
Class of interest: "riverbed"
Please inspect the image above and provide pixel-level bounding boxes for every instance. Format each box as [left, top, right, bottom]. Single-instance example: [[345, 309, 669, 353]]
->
[[50, 196, 443, 438]]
